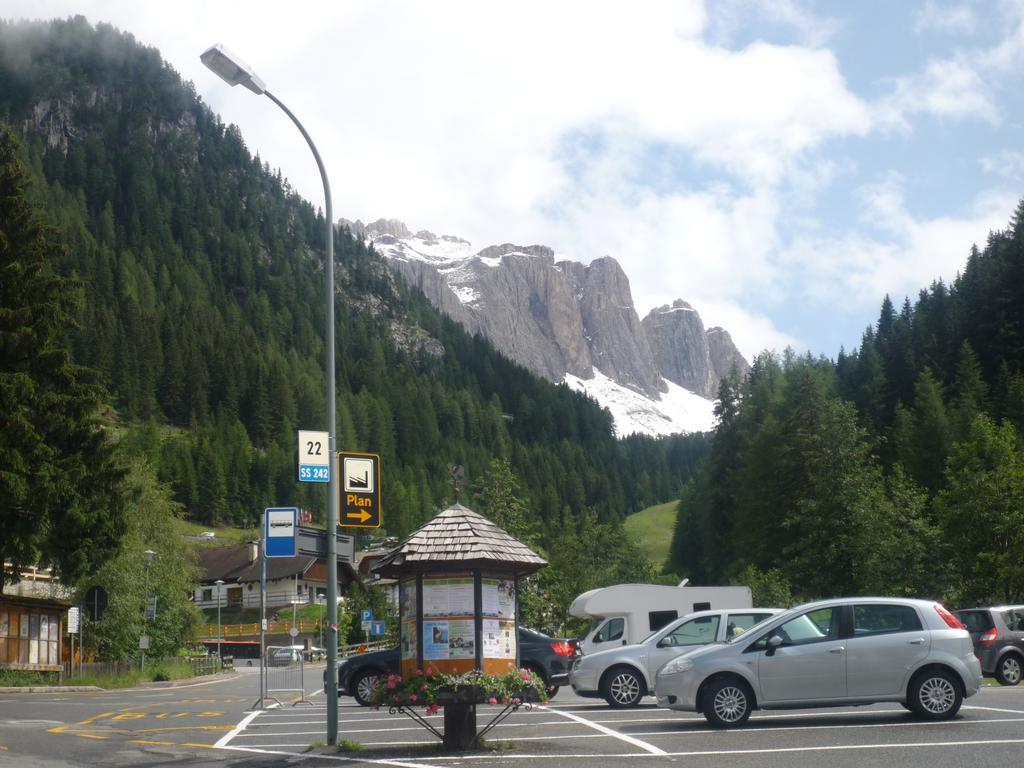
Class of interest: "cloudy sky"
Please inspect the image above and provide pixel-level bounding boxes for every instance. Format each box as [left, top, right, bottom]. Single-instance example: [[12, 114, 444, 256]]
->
[[6, 1, 1024, 358]]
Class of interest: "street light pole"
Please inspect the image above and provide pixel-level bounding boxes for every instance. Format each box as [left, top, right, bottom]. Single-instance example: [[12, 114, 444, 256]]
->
[[142, 549, 155, 674], [215, 579, 224, 667], [200, 44, 340, 745]]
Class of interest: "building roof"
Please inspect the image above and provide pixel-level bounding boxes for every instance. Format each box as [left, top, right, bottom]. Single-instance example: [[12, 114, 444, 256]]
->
[[372, 503, 547, 578], [196, 544, 356, 585]]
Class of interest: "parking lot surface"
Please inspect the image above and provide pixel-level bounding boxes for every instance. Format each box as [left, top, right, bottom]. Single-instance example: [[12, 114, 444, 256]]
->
[[216, 685, 1024, 768]]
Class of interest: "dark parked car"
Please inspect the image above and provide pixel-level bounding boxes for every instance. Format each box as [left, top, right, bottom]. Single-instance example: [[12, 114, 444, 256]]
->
[[956, 606, 1024, 686], [325, 626, 579, 705]]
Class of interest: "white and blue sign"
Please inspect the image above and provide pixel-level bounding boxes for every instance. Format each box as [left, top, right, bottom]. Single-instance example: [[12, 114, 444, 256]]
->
[[360, 609, 374, 623], [265, 507, 298, 558], [370, 620, 386, 637], [297, 430, 330, 483]]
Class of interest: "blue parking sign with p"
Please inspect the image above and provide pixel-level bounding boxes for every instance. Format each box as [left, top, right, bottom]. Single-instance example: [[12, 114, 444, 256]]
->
[[361, 609, 374, 623]]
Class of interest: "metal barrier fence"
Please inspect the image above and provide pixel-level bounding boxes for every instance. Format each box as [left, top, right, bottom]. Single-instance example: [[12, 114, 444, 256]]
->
[[265, 645, 313, 706]]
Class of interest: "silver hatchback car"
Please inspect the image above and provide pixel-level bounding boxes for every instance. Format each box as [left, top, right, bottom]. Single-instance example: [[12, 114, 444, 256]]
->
[[655, 597, 982, 727], [570, 608, 780, 707]]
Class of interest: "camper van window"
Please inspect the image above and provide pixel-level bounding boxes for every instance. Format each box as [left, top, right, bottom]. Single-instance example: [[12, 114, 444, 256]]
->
[[648, 610, 678, 632], [693, 602, 712, 612], [595, 617, 624, 643]]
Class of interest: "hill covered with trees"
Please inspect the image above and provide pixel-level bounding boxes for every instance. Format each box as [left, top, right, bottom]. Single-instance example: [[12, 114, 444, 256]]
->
[[669, 203, 1024, 606], [0, 17, 708, 573]]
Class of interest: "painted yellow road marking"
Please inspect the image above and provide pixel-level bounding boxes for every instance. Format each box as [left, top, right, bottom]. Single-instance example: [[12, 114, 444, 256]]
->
[[112, 713, 147, 721], [127, 738, 214, 749], [77, 712, 116, 725], [77, 733, 108, 741]]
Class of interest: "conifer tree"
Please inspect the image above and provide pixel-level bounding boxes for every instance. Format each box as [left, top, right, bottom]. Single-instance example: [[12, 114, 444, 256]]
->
[[0, 128, 127, 584]]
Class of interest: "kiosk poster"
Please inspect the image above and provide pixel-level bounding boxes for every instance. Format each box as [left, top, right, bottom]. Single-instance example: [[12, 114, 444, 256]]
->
[[481, 577, 516, 618], [482, 618, 517, 659], [399, 578, 418, 661], [447, 619, 475, 659], [424, 621, 449, 660], [422, 574, 474, 617]]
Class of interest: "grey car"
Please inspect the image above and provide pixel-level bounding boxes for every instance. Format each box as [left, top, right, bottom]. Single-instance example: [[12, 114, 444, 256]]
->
[[570, 608, 779, 707], [956, 605, 1024, 686], [655, 597, 982, 727]]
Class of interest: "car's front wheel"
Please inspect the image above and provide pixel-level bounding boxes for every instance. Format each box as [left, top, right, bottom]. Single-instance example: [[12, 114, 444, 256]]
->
[[351, 669, 384, 707], [908, 669, 962, 720], [601, 666, 645, 708], [996, 653, 1023, 686], [701, 677, 753, 727]]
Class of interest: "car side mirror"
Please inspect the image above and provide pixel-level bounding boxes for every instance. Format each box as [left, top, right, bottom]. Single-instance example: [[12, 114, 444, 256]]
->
[[765, 635, 784, 657], [594, 633, 604, 643]]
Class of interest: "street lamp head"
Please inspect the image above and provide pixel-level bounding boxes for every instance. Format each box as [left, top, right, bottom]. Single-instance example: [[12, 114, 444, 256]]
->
[[200, 44, 266, 95], [215, 579, 224, 586], [143, 549, 156, 566]]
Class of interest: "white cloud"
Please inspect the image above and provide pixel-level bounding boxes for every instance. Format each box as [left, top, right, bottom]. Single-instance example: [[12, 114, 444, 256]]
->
[[913, 1, 979, 34], [876, 56, 998, 128], [980, 149, 1024, 181], [783, 183, 1017, 311]]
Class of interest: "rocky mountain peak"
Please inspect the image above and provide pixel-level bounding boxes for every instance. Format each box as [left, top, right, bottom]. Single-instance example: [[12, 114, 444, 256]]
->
[[357, 217, 749, 435], [341, 217, 412, 239]]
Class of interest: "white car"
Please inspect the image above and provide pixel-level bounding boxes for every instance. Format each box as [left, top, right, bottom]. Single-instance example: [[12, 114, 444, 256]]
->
[[569, 608, 780, 707], [655, 597, 983, 726]]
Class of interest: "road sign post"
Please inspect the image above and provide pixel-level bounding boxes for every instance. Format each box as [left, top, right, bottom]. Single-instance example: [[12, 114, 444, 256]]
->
[[297, 430, 331, 483], [339, 452, 382, 529], [265, 507, 298, 558]]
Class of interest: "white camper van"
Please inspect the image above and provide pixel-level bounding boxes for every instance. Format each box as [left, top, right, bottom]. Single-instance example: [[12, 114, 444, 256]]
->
[[570, 582, 752, 655]]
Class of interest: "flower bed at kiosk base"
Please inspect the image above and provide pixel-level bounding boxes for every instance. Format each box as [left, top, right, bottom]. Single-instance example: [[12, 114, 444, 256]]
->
[[371, 668, 548, 749]]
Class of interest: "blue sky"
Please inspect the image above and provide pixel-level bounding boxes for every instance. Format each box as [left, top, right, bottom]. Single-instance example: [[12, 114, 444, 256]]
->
[[6, 0, 1024, 360]]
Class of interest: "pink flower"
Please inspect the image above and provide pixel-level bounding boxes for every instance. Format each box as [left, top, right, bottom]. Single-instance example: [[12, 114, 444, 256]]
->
[[488, 697, 498, 705], [387, 680, 396, 690], [520, 670, 531, 681], [416, 668, 423, 676], [420, 683, 428, 691], [410, 694, 418, 702], [426, 666, 435, 675], [427, 704, 440, 715], [512, 697, 521, 706]]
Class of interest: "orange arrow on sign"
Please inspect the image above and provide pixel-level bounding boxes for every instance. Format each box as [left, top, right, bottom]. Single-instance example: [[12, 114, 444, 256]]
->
[[346, 510, 372, 523]]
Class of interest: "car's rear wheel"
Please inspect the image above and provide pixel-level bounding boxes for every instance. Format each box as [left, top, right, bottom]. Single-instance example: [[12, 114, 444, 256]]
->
[[351, 669, 384, 706], [601, 666, 645, 708], [996, 653, 1023, 686], [908, 669, 962, 720], [702, 677, 753, 727]]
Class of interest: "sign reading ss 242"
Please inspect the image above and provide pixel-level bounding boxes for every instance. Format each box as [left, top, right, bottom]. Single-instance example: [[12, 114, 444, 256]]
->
[[340, 452, 381, 529]]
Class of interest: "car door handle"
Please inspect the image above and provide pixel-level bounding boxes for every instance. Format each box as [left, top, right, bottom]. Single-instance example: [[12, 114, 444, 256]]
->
[[829, 647, 845, 654], [908, 638, 925, 645]]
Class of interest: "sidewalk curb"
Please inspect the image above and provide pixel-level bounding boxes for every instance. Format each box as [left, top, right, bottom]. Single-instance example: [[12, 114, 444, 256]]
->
[[0, 692, 102, 696], [0, 671, 236, 693]]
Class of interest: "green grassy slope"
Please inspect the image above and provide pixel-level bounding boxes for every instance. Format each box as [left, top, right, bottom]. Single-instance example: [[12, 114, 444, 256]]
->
[[623, 501, 679, 571]]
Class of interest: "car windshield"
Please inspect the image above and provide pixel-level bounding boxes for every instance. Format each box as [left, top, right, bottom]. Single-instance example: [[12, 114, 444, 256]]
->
[[725, 606, 800, 644]]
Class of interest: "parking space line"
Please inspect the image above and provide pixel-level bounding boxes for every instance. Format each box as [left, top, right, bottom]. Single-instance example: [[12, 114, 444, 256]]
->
[[213, 709, 261, 748], [656, 738, 1024, 758], [536, 704, 666, 755], [628, 716, 1024, 738], [217, 743, 446, 767], [964, 704, 1024, 714]]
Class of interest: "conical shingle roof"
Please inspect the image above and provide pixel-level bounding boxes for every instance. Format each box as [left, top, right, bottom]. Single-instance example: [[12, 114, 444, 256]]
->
[[371, 503, 547, 577]]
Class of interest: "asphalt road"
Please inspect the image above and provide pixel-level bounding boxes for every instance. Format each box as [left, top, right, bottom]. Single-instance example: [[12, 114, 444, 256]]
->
[[2, 670, 1024, 767]]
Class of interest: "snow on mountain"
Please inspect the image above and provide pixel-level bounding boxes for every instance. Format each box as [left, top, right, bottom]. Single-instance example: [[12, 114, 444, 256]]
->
[[564, 370, 716, 437]]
